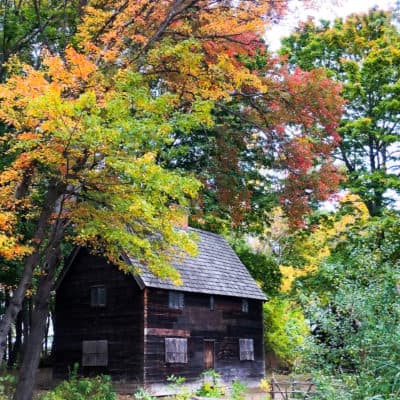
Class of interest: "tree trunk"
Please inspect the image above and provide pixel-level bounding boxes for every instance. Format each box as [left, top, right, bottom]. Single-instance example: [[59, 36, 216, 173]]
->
[[20, 298, 31, 364], [50, 311, 56, 357], [7, 308, 23, 368], [13, 244, 62, 400], [0, 182, 64, 363], [4, 290, 10, 363]]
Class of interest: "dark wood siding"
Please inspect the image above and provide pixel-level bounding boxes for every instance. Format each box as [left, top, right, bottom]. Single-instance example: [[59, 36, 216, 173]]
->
[[53, 249, 144, 380], [144, 288, 265, 384]]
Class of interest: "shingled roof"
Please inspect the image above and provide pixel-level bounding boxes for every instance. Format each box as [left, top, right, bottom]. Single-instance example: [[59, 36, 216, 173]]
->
[[128, 227, 267, 301]]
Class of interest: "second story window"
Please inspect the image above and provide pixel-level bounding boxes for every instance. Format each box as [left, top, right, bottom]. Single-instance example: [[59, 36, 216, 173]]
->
[[242, 299, 249, 313], [210, 295, 215, 311], [169, 291, 184, 309], [90, 286, 106, 307]]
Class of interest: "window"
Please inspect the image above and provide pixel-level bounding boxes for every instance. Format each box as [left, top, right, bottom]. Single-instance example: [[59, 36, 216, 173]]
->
[[90, 286, 106, 307], [165, 338, 188, 363], [239, 338, 254, 361], [169, 291, 184, 309], [82, 340, 108, 366], [242, 299, 249, 313], [210, 295, 215, 311]]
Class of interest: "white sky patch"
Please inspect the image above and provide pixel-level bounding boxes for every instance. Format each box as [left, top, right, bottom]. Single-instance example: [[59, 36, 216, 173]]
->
[[266, 0, 397, 51]]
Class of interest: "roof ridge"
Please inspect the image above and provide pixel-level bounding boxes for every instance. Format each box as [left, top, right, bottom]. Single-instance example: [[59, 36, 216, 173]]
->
[[186, 226, 225, 239]]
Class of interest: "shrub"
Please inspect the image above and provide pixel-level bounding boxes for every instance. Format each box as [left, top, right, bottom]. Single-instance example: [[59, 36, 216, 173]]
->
[[166, 375, 192, 400], [196, 370, 225, 398], [0, 374, 16, 400], [40, 366, 115, 400], [264, 298, 309, 367], [133, 387, 157, 400], [196, 382, 224, 398], [231, 379, 247, 400]]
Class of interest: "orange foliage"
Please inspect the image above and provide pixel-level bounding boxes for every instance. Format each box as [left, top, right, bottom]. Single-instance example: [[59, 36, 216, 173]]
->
[[0, 0, 342, 262]]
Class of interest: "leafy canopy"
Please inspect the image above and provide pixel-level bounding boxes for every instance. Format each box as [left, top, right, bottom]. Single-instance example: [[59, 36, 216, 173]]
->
[[281, 9, 400, 216]]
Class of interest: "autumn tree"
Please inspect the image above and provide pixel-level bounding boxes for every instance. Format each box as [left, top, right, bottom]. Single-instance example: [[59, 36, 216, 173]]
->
[[281, 9, 400, 216], [0, 0, 82, 80], [161, 52, 344, 233], [0, 1, 344, 398], [0, 49, 208, 399]]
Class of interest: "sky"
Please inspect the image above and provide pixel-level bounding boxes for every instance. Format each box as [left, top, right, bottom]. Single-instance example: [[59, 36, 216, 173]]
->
[[266, 0, 397, 50]]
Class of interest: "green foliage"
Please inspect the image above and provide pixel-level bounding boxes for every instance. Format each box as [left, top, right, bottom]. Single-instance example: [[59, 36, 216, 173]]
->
[[201, 369, 220, 385], [232, 239, 282, 296], [133, 387, 157, 400], [0, 373, 16, 399], [196, 370, 225, 398], [161, 106, 277, 234], [0, 1, 81, 80], [264, 298, 309, 367], [166, 375, 192, 400], [196, 383, 225, 398], [296, 215, 400, 399], [231, 379, 247, 400], [40, 367, 115, 400], [281, 9, 400, 216]]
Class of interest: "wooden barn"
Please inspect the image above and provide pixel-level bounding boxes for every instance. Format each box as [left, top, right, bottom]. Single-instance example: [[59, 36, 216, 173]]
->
[[53, 227, 266, 385]]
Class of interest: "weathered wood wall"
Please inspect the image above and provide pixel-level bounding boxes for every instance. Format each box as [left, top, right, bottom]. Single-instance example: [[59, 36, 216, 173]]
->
[[54, 250, 265, 384], [53, 249, 144, 380], [144, 288, 265, 384]]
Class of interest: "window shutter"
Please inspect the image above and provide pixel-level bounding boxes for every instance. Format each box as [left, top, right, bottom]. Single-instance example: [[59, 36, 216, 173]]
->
[[239, 338, 254, 361], [82, 340, 108, 366], [165, 338, 188, 363]]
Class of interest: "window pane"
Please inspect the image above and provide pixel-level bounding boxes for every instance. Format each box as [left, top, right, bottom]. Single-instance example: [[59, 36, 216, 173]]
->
[[98, 287, 106, 306], [90, 286, 106, 307], [169, 291, 184, 309], [165, 338, 188, 363], [242, 299, 249, 313], [239, 338, 254, 361], [210, 296, 215, 311], [82, 340, 108, 366]]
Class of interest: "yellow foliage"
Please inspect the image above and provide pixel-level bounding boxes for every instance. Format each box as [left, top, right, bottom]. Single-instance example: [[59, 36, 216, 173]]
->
[[280, 265, 317, 292], [279, 194, 369, 291]]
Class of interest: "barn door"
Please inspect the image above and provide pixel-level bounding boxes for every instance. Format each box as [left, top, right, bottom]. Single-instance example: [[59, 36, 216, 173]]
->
[[204, 340, 215, 369]]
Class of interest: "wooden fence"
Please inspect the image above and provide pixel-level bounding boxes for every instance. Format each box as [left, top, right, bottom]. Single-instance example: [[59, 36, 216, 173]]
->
[[269, 377, 314, 399]]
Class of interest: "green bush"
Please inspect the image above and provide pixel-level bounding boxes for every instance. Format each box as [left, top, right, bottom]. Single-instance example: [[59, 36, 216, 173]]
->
[[297, 216, 400, 399], [166, 375, 192, 400], [0, 374, 16, 400], [196, 370, 225, 398], [231, 379, 247, 400], [40, 367, 115, 400], [264, 298, 309, 367], [133, 387, 157, 400], [196, 382, 224, 398]]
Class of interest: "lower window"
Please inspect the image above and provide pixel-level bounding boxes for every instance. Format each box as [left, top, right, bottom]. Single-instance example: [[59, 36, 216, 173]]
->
[[239, 338, 254, 361], [82, 340, 108, 366], [165, 337, 188, 363]]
